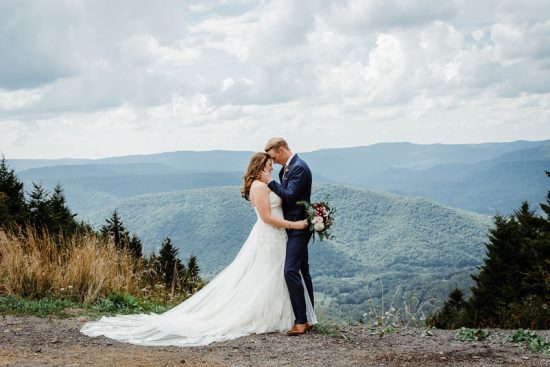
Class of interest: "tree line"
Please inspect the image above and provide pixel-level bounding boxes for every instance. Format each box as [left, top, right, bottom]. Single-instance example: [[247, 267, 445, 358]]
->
[[429, 171, 550, 329]]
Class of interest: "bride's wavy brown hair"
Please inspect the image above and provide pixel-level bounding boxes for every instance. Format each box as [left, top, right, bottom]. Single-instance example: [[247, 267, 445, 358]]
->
[[241, 152, 271, 201]]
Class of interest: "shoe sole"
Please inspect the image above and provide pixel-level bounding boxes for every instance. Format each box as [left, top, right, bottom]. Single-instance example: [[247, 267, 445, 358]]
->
[[287, 329, 310, 336]]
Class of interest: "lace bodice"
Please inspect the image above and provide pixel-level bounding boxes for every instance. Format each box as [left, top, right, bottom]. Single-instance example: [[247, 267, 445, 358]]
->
[[252, 191, 286, 244], [268, 191, 283, 209], [253, 192, 283, 219]]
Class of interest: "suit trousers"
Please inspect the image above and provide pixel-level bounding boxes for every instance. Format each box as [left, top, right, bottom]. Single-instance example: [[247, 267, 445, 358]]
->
[[284, 231, 314, 325]]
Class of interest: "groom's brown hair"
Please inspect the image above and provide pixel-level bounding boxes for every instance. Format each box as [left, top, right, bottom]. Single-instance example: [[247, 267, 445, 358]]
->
[[265, 137, 289, 152]]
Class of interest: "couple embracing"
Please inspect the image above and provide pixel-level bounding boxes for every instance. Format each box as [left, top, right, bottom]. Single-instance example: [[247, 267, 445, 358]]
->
[[81, 137, 318, 346]]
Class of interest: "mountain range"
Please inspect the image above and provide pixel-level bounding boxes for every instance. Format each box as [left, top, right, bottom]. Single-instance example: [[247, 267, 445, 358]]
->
[[11, 140, 550, 216]]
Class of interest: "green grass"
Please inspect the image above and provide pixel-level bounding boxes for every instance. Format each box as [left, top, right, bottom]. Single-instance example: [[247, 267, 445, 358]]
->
[[0, 296, 82, 318], [90, 293, 170, 315], [0, 294, 172, 319], [312, 319, 342, 337], [455, 327, 491, 342], [512, 329, 550, 354]]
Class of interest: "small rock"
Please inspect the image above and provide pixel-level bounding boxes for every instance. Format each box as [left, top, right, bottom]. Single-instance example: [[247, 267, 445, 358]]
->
[[50, 338, 60, 344], [180, 359, 186, 364], [521, 356, 530, 360], [34, 348, 42, 353]]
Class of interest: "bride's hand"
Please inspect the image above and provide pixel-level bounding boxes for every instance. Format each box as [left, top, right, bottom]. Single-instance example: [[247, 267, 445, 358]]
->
[[259, 170, 272, 184], [294, 219, 309, 230]]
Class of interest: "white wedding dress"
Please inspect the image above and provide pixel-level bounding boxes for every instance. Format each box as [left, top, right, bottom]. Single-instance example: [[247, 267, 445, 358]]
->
[[80, 192, 317, 346]]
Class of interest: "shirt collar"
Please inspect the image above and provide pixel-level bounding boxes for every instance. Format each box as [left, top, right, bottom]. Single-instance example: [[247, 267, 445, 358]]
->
[[285, 153, 296, 167]]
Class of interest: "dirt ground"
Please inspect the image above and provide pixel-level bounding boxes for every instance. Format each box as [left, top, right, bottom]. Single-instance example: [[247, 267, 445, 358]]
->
[[0, 315, 549, 367]]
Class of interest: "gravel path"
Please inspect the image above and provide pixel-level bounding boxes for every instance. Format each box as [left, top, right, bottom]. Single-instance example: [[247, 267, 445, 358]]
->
[[1, 315, 549, 366]]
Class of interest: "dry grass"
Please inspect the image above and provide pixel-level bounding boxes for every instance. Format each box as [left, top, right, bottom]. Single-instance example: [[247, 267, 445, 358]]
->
[[0, 228, 142, 304]]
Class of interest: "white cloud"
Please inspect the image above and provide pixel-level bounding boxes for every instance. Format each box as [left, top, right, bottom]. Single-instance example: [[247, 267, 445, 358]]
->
[[1, 0, 550, 158], [120, 34, 202, 66], [0, 88, 42, 110], [327, 0, 456, 31]]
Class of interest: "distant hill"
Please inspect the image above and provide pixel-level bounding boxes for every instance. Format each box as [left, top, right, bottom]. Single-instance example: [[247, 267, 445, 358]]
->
[[300, 140, 548, 184], [11, 140, 547, 172], [366, 159, 550, 215], [83, 184, 492, 321], [18, 168, 334, 214], [10, 151, 253, 172], [11, 140, 550, 215]]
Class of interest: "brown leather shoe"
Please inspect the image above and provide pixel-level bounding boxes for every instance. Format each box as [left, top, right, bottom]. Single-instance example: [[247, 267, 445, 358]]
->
[[287, 323, 309, 336], [306, 323, 313, 331]]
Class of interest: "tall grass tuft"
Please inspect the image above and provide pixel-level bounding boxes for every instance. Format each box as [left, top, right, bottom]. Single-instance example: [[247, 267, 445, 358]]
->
[[361, 275, 439, 332], [0, 227, 142, 304]]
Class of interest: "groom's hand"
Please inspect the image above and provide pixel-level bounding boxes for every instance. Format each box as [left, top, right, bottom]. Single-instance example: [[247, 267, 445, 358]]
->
[[260, 171, 272, 184]]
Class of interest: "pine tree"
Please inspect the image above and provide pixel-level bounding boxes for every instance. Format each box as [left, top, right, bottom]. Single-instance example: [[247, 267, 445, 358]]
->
[[181, 254, 202, 293], [186, 254, 200, 281], [128, 234, 143, 259], [100, 210, 129, 250], [48, 184, 78, 235], [431, 170, 550, 329], [158, 237, 184, 287], [469, 201, 548, 327], [427, 288, 469, 329], [0, 192, 9, 224], [540, 171, 550, 220], [0, 157, 27, 227], [27, 183, 52, 233]]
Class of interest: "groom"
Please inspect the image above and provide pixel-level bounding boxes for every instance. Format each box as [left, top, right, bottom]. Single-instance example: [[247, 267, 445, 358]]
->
[[261, 137, 314, 336]]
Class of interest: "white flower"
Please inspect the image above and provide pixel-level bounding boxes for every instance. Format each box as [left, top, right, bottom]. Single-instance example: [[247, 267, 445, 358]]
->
[[314, 222, 325, 231], [315, 216, 323, 223]]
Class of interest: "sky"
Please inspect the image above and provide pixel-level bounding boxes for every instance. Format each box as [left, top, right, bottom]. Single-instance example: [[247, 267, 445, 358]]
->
[[1, 0, 550, 159]]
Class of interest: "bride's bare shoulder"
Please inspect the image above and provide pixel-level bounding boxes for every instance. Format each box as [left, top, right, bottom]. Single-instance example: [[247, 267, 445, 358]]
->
[[250, 180, 268, 191]]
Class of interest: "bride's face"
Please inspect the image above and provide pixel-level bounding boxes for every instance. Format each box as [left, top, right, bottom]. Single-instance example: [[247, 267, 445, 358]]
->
[[264, 159, 273, 173]]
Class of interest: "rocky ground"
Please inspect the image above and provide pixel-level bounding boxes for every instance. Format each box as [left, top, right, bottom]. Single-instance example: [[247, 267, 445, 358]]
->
[[0, 315, 549, 366]]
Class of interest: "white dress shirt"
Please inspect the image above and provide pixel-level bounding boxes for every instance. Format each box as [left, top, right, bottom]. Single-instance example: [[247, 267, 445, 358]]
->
[[285, 153, 296, 167]]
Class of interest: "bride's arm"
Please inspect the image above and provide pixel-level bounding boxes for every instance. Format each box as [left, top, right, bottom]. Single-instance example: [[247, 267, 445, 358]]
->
[[251, 182, 307, 230]]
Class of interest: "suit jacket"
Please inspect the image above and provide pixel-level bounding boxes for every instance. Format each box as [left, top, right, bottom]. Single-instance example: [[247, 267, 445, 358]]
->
[[268, 154, 312, 236]]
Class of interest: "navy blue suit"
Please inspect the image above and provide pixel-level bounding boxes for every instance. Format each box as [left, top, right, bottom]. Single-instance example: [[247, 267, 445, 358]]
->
[[268, 154, 314, 325]]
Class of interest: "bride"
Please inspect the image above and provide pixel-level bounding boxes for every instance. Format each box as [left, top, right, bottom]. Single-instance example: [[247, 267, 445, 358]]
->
[[80, 152, 317, 346]]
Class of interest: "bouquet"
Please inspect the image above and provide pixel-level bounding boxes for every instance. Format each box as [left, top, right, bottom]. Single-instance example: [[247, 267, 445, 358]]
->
[[297, 196, 335, 241]]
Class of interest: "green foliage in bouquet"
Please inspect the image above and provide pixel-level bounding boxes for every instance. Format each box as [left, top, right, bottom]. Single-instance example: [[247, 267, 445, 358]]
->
[[297, 196, 335, 241]]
